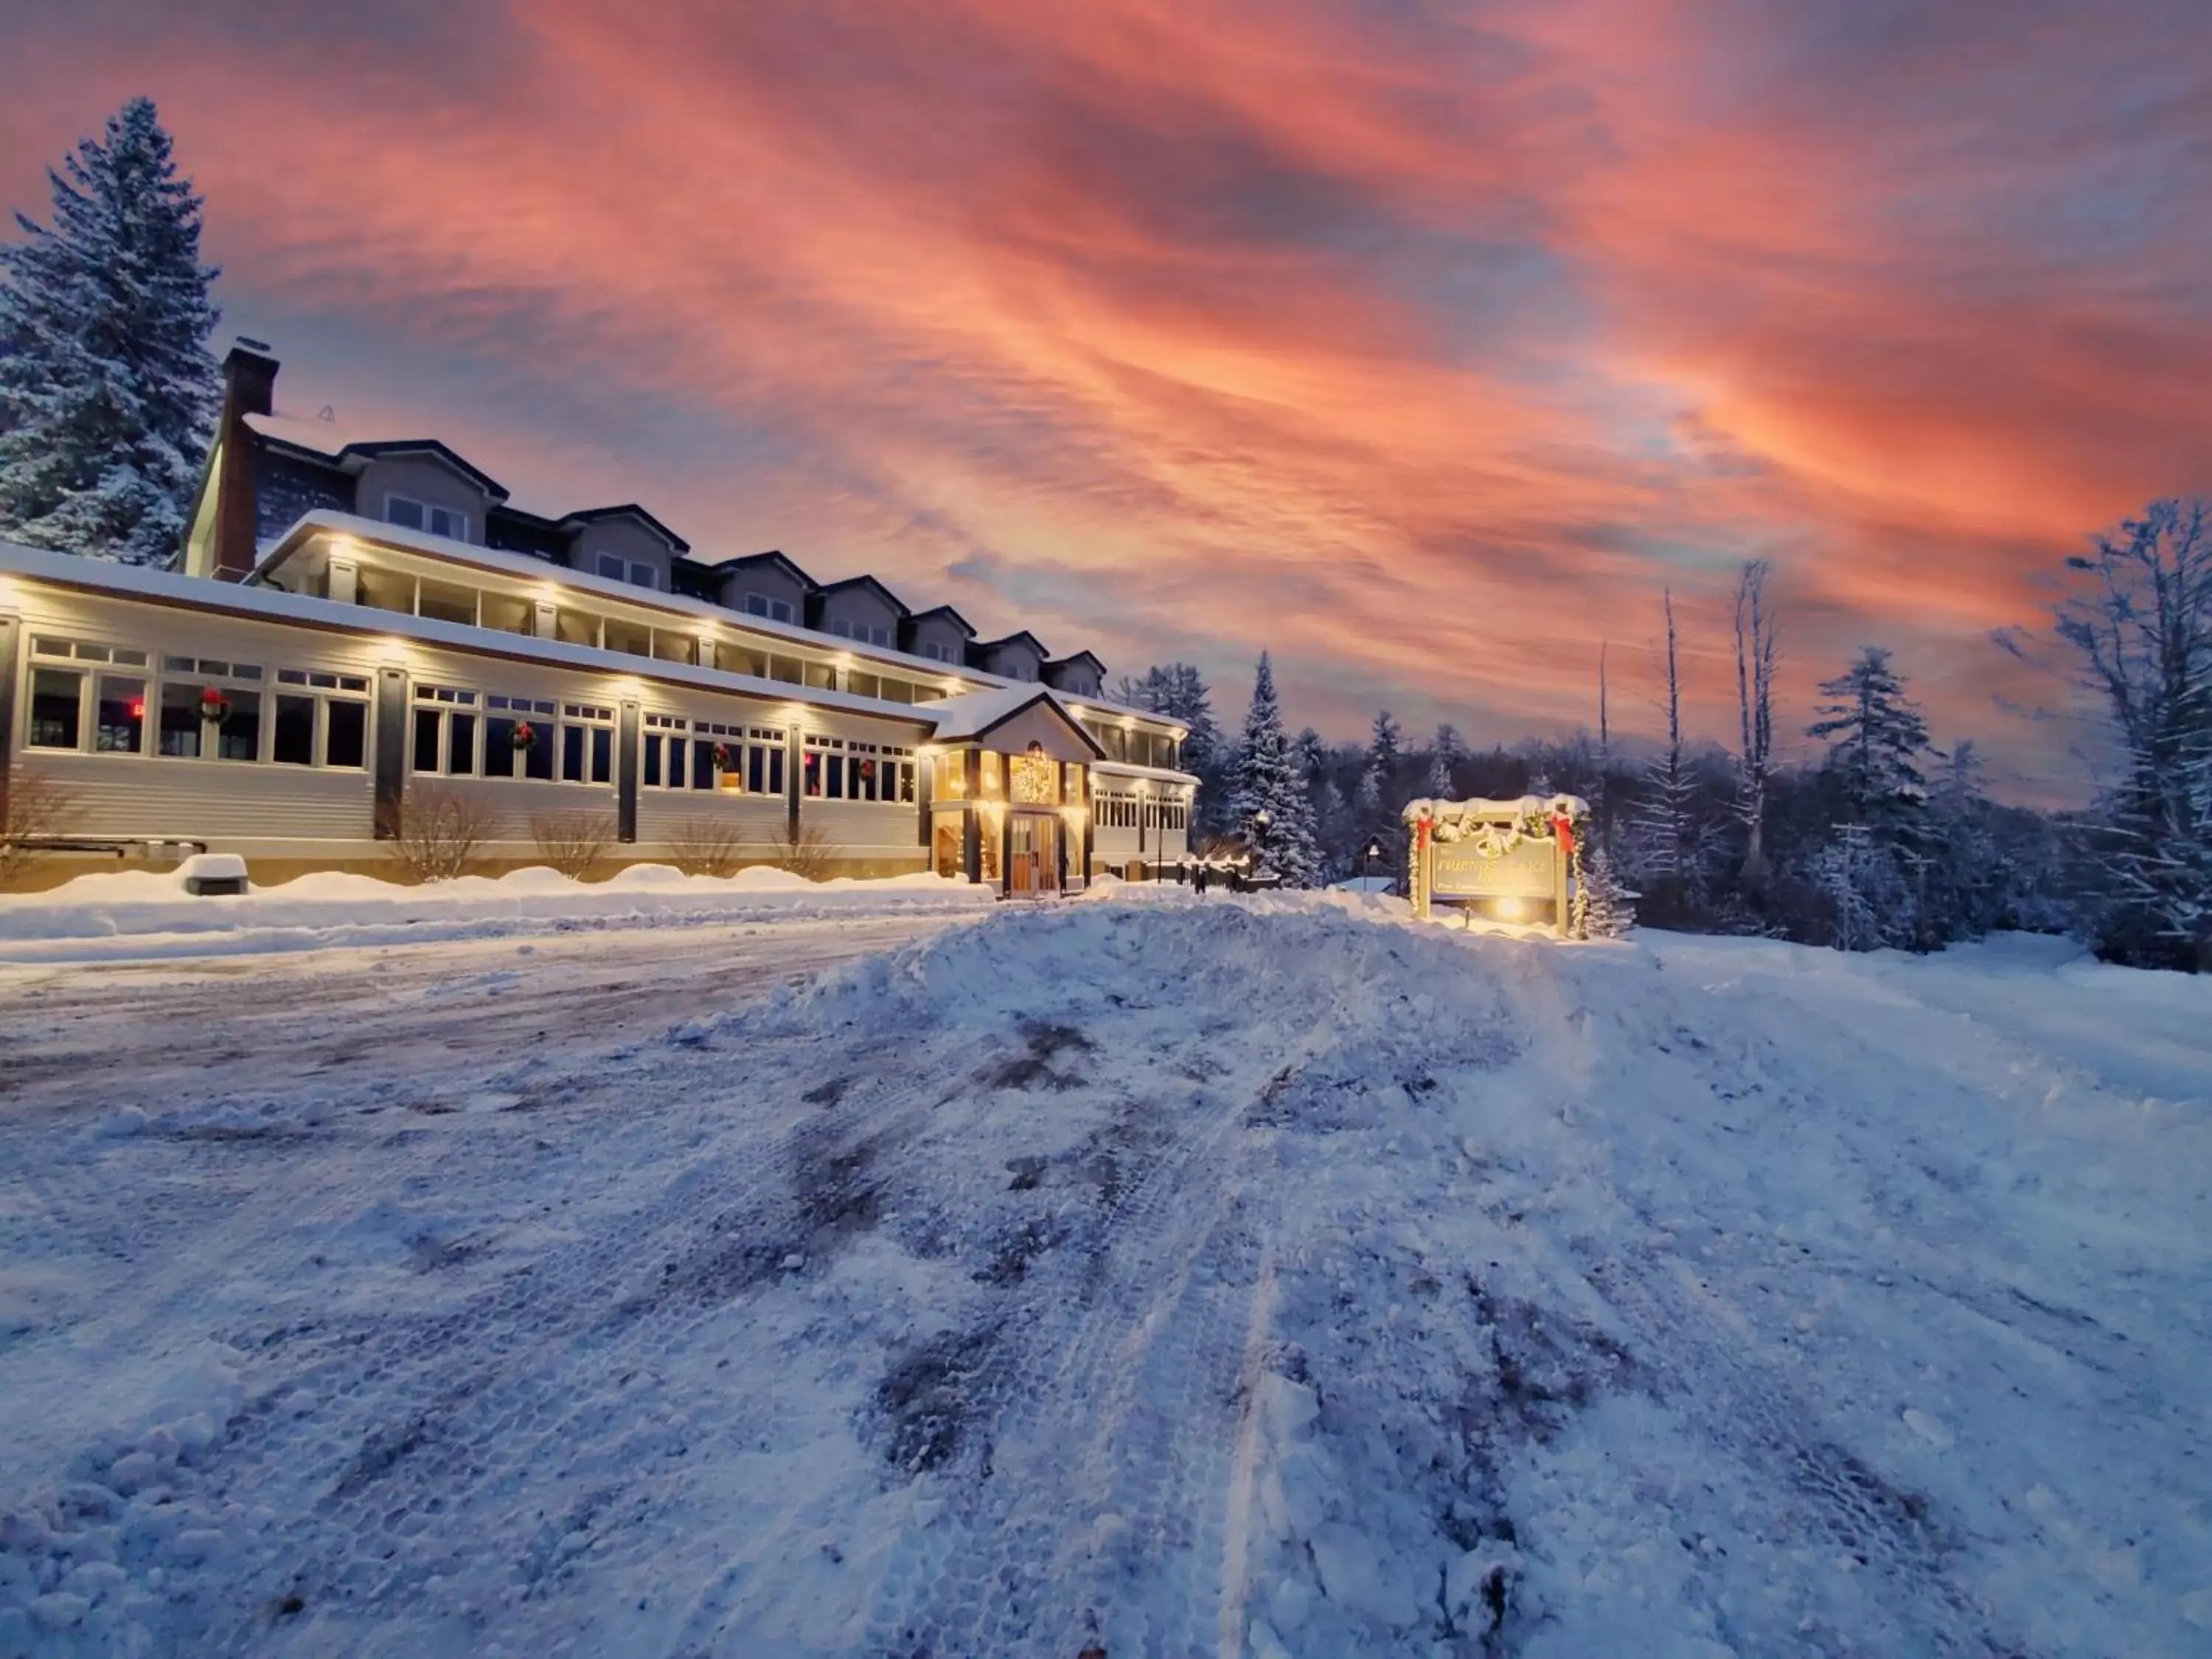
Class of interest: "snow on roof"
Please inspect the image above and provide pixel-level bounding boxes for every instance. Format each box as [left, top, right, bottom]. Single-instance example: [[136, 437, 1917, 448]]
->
[[923, 684, 1093, 744], [0, 537, 933, 729]]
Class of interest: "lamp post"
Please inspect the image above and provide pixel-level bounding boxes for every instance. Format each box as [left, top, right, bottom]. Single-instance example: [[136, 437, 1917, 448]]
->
[[1361, 837, 1383, 888], [1251, 808, 1272, 886]]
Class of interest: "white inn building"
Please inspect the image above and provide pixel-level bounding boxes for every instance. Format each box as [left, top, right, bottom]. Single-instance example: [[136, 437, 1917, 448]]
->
[[0, 344, 1198, 894]]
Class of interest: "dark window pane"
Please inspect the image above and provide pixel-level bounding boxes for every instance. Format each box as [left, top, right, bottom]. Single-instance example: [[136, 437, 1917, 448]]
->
[[157, 683, 201, 757], [804, 751, 822, 797], [325, 700, 366, 769], [414, 709, 441, 772], [827, 754, 845, 799], [590, 726, 611, 785], [562, 723, 585, 782], [768, 748, 785, 796], [28, 667, 81, 748], [216, 689, 261, 761], [644, 733, 663, 787], [524, 721, 554, 780], [695, 740, 719, 790], [447, 713, 476, 774], [94, 675, 146, 754], [746, 745, 764, 794], [484, 717, 518, 779], [272, 693, 316, 765], [387, 497, 425, 530]]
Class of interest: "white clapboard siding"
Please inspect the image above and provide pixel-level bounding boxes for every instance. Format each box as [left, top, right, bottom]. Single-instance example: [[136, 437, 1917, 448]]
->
[[636, 790, 787, 848], [20, 751, 374, 853], [796, 799, 926, 858]]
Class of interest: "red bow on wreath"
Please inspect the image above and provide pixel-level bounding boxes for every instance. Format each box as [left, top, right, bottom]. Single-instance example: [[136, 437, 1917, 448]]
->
[[1550, 812, 1576, 855]]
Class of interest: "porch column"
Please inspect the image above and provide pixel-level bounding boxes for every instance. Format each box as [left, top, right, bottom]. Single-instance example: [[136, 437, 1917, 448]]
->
[[961, 749, 981, 884]]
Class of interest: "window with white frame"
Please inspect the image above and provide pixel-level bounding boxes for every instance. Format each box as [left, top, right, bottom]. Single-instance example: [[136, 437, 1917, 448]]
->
[[920, 641, 956, 664], [802, 734, 916, 802], [643, 714, 761, 793], [386, 495, 468, 541], [559, 702, 615, 785], [24, 636, 153, 757], [830, 619, 892, 647], [158, 655, 265, 761], [411, 683, 481, 776], [595, 553, 658, 590], [484, 693, 558, 781], [743, 593, 795, 624], [272, 668, 371, 769]]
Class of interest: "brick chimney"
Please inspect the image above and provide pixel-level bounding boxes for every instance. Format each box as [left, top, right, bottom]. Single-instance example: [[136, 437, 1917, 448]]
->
[[206, 339, 279, 582]]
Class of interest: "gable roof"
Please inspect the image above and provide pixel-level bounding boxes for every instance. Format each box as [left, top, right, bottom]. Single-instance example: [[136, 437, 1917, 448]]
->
[[973, 630, 1051, 658], [1045, 650, 1107, 675], [816, 573, 910, 616], [908, 603, 977, 639], [924, 684, 1106, 757], [704, 549, 815, 590], [558, 503, 691, 554], [333, 439, 509, 501]]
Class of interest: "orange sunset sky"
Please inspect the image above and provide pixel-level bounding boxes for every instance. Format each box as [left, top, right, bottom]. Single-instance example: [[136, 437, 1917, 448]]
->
[[4, 0, 2208, 800]]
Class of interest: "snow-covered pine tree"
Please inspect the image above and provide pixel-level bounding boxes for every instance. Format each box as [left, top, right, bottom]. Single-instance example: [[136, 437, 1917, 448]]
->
[[1579, 839, 1637, 938], [0, 97, 220, 565], [1806, 647, 1930, 837], [1424, 748, 1453, 798], [1227, 651, 1323, 886]]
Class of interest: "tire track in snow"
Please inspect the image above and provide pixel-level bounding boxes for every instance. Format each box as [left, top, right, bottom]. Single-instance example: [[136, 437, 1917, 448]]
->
[[1513, 947, 2044, 1658]]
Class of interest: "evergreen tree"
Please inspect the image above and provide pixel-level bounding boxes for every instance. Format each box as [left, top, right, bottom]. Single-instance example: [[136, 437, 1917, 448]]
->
[[0, 97, 220, 564], [1424, 747, 1453, 798], [2039, 499, 2212, 968], [1806, 647, 1930, 835], [1579, 841, 1638, 939], [1227, 651, 1323, 886], [1366, 709, 1402, 776]]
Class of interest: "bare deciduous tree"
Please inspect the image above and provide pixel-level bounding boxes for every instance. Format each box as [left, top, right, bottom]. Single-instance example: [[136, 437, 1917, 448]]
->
[[530, 809, 617, 881], [668, 815, 747, 879], [0, 771, 80, 887], [390, 784, 500, 883], [772, 823, 837, 882], [1733, 560, 1780, 891]]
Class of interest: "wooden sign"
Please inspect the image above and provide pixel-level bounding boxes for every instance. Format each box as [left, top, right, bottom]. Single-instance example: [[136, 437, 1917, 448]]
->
[[1402, 794, 1588, 938]]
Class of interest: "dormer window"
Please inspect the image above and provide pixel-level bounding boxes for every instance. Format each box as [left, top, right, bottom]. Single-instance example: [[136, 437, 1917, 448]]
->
[[831, 619, 891, 647], [595, 553, 658, 590], [744, 594, 795, 624], [921, 641, 956, 664], [386, 495, 467, 541]]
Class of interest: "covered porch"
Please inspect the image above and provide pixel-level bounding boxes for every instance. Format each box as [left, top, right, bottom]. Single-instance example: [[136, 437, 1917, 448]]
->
[[922, 686, 1105, 898]]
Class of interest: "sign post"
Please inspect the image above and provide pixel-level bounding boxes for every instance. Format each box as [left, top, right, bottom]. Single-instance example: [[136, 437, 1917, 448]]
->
[[1401, 795, 1589, 939]]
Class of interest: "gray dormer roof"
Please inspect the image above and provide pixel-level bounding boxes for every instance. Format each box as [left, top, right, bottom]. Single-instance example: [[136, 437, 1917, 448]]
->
[[332, 440, 509, 501], [557, 504, 691, 554]]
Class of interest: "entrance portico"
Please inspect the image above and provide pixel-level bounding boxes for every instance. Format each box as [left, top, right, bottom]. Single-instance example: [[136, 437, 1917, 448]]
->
[[922, 686, 1105, 897]]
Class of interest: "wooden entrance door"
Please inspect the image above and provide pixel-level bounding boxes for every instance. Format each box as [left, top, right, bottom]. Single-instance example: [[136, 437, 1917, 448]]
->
[[1008, 814, 1057, 894]]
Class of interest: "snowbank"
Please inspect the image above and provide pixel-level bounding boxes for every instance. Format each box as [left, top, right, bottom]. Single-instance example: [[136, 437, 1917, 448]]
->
[[0, 863, 994, 962], [2, 894, 2206, 1655]]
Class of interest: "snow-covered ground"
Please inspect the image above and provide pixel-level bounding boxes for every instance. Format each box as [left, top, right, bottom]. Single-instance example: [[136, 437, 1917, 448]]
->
[[1, 894, 2207, 1658], [0, 864, 995, 964]]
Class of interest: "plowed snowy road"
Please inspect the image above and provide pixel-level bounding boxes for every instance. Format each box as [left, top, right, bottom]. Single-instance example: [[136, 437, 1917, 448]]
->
[[1, 896, 2207, 1658]]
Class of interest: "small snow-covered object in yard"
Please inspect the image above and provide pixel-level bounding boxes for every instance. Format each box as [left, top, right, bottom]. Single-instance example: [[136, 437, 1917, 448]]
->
[[178, 853, 248, 897]]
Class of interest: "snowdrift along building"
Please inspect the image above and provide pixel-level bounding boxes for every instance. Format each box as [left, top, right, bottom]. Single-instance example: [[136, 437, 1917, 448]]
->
[[0, 344, 1197, 892]]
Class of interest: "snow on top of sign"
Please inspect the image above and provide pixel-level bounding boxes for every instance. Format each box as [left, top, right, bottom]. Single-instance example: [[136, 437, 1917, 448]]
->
[[1400, 793, 1589, 824]]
